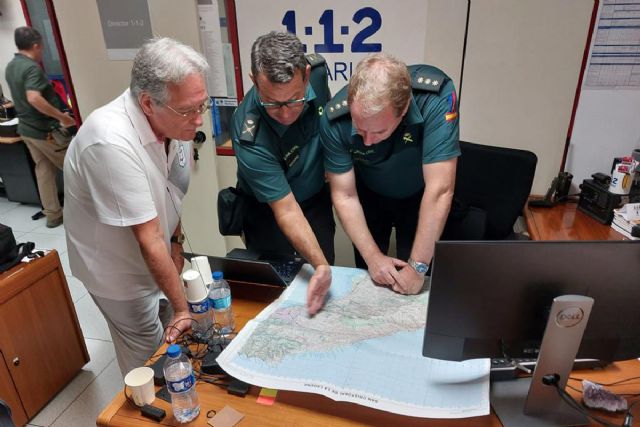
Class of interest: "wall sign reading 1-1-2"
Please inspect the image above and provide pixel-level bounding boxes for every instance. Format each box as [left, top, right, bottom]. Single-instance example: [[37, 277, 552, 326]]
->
[[235, 1, 428, 93], [281, 8, 382, 54]]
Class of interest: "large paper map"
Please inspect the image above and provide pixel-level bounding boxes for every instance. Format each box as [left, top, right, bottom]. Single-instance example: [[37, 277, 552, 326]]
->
[[217, 265, 489, 418]]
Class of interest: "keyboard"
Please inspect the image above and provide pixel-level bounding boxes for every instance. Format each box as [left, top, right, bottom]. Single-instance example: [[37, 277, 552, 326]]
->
[[490, 357, 609, 381], [268, 259, 304, 284]]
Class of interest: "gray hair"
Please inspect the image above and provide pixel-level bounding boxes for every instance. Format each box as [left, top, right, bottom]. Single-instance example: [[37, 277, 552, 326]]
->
[[348, 53, 411, 118], [130, 37, 209, 104], [250, 31, 306, 84]]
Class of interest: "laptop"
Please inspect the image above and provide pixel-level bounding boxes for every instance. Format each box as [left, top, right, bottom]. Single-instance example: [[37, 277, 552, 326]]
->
[[182, 249, 304, 287]]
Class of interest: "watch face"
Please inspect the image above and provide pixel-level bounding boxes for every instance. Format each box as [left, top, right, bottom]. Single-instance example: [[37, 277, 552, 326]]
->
[[415, 263, 428, 274], [410, 259, 428, 274]]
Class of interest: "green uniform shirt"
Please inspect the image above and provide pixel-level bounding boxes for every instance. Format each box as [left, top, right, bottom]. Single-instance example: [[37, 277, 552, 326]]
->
[[5, 53, 65, 139], [320, 65, 460, 199], [231, 60, 330, 204]]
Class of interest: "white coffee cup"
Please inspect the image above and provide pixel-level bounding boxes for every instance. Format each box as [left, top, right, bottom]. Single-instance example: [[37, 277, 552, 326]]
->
[[124, 366, 155, 406], [190, 256, 213, 286], [609, 164, 632, 195], [182, 269, 208, 303]]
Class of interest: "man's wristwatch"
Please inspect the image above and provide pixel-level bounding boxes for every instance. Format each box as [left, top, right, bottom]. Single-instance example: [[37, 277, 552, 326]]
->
[[170, 233, 185, 245], [408, 258, 429, 276]]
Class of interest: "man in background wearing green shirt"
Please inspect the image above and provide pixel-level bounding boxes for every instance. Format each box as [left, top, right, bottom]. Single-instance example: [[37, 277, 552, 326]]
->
[[5, 26, 75, 228]]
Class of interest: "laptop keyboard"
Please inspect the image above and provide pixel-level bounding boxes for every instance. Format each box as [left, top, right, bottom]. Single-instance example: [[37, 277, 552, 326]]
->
[[268, 260, 304, 284]]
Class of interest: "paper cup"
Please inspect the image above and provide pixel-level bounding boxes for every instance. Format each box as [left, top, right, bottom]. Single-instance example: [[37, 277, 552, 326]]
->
[[124, 366, 155, 406], [190, 256, 213, 286], [182, 269, 208, 303]]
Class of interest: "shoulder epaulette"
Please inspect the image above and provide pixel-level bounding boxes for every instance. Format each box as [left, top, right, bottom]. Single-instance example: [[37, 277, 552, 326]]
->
[[238, 112, 260, 144], [409, 65, 447, 94], [326, 89, 350, 121], [306, 53, 326, 68]]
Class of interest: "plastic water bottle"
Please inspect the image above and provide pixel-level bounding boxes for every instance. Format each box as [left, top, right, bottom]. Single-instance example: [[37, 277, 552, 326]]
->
[[188, 296, 212, 342], [209, 271, 235, 335], [163, 344, 200, 423], [181, 270, 212, 342]]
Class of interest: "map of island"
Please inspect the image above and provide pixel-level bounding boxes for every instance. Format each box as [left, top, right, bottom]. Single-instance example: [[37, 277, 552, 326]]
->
[[217, 265, 489, 418]]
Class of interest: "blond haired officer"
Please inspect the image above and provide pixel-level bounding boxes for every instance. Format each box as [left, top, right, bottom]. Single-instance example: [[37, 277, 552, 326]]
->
[[320, 53, 460, 295]]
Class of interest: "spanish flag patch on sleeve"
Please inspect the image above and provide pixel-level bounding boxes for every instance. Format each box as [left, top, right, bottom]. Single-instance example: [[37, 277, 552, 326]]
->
[[445, 92, 458, 122]]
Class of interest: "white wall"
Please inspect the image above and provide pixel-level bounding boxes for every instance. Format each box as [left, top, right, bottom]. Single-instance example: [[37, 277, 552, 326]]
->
[[0, 0, 26, 99], [52, 0, 226, 256], [459, 0, 592, 194], [0, 0, 596, 262], [566, 2, 640, 186]]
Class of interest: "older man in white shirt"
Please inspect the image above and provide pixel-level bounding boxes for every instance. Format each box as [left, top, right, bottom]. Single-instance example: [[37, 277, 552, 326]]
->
[[64, 37, 210, 376]]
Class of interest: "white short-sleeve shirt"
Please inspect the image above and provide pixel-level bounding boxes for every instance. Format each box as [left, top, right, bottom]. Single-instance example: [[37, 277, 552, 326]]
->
[[64, 89, 191, 300]]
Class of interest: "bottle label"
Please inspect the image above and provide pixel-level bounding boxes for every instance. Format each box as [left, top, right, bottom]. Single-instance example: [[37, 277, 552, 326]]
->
[[211, 295, 231, 310], [188, 298, 210, 314], [167, 373, 195, 393]]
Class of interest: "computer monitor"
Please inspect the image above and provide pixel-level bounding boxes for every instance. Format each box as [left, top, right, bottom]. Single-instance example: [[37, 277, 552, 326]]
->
[[423, 240, 640, 426]]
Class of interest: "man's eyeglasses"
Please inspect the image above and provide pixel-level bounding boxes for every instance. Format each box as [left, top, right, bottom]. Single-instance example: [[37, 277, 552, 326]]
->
[[163, 99, 211, 118], [259, 97, 306, 110]]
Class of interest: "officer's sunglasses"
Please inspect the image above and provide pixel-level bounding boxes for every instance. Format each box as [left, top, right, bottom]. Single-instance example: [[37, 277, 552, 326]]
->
[[259, 97, 307, 110], [163, 99, 211, 118]]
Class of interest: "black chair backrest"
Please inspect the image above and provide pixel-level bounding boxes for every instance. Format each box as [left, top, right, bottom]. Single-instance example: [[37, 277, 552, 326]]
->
[[453, 141, 537, 239], [0, 399, 15, 427]]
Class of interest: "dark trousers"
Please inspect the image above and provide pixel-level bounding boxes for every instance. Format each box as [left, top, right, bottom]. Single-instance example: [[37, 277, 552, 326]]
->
[[243, 185, 336, 264], [354, 179, 422, 269]]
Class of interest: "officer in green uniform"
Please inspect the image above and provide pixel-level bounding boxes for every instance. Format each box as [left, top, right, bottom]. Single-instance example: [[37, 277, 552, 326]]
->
[[5, 26, 75, 228], [231, 31, 334, 315], [320, 53, 460, 295]]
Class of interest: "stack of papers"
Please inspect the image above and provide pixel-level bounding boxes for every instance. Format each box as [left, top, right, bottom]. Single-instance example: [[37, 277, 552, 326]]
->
[[611, 203, 640, 240]]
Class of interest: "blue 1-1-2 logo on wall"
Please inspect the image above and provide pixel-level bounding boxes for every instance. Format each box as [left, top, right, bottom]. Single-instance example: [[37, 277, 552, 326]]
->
[[281, 8, 383, 83]]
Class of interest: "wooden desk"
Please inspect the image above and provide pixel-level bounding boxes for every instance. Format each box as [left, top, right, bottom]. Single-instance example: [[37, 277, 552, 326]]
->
[[0, 251, 89, 426], [524, 201, 625, 241], [98, 286, 640, 427]]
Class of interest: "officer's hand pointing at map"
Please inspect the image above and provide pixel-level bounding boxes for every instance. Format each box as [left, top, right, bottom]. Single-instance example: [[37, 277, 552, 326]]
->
[[307, 264, 332, 315]]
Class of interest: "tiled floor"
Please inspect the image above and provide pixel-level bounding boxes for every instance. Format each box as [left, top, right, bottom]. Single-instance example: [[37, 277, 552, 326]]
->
[[0, 197, 122, 427]]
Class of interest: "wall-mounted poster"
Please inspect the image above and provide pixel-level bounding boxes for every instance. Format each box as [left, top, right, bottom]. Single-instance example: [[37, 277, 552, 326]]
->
[[96, 0, 153, 60]]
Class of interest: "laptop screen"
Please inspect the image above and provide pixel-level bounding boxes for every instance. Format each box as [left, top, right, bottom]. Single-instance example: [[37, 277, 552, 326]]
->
[[182, 252, 300, 287]]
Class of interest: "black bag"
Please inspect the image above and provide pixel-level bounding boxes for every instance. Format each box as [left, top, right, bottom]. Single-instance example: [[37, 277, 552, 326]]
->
[[217, 186, 246, 236], [0, 223, 34, 272]]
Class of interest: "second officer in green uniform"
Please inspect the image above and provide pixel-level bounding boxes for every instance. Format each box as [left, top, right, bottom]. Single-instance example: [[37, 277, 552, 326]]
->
[[320, 53, 460, 295], [230, 31, 334, 315]]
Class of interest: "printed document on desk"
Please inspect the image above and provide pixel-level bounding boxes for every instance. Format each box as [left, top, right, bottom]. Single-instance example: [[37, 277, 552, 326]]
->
[[217, 265, 490, 418]]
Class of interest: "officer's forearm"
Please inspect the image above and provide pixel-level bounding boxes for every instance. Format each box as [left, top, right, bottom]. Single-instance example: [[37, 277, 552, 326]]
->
[[411, 187, 453, 264], [410, 160, 456, 264], [332, 192, 382, 263], [270, 194, 329, 268]]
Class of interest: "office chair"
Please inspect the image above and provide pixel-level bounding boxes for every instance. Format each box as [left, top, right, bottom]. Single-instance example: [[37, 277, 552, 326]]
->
[[442, 141, 537, 240], [0, 399, 15, 427]]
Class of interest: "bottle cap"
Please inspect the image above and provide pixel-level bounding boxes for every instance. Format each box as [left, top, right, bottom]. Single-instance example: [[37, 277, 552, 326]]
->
[[212, 271, 223, 281], [166, 344, 181, 358]]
